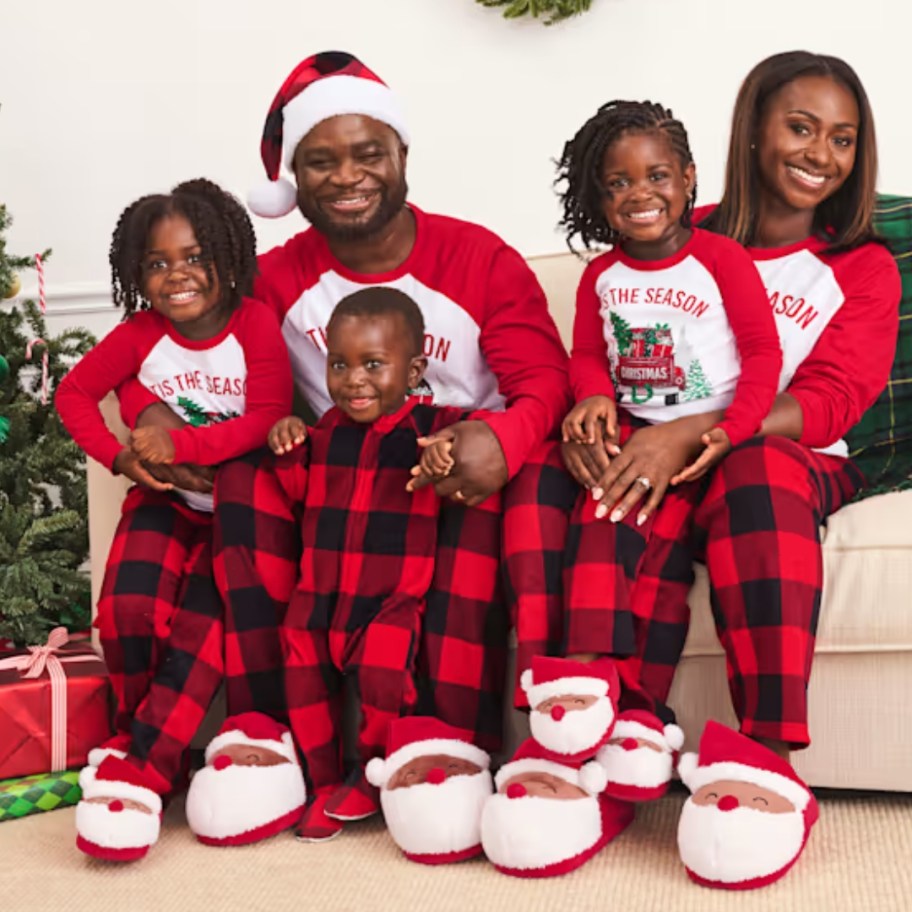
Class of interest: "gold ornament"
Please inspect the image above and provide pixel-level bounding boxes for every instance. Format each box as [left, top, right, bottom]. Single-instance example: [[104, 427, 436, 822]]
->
[[2, 274, 21, 299]]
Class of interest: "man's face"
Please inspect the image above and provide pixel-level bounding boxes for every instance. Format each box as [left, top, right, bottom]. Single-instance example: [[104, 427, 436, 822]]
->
[[293, 114, 408, 241]]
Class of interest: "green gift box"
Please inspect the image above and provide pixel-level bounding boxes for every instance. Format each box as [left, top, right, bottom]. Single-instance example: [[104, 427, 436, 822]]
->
[[0, 770, 81, 822]]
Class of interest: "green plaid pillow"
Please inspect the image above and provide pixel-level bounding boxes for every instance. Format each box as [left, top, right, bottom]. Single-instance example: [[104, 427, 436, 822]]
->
[[844, 194, 912, 499]]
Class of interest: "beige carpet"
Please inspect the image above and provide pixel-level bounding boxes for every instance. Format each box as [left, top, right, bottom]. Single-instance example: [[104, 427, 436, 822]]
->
[[1, 791, 910, 912]]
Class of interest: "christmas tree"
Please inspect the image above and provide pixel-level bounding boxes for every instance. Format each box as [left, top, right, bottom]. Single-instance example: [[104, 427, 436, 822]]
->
[[609, 311, 633, 355], [682, 358, 712, 401], [0, 205, 96, 645]]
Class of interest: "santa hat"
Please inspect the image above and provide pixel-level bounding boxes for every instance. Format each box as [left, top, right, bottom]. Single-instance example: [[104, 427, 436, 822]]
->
[[520, 656, 618, 708], [248, 50, 409, 218], [366, 716, 490, 789], [611, 710, 685, 752], [203, 712, 298, 766], [677, 721, 815, 813], [75, 757, 162, 862], [494, 739, 609, 796]]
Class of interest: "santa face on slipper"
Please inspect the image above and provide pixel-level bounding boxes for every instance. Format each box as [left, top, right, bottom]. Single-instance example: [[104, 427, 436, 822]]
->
[[75, 758, 163, 862], [185, 713, 306, 847], [480, 738, 633, 878], [677, 722, 818, 890], [366, 717, 493, 864], [596, 710, 684, 802], [521, 657, 620, 763]]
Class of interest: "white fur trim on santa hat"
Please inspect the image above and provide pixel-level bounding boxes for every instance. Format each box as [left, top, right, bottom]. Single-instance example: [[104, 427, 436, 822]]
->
[[366, 738, 490, 789], [677, 757, 812, 811], [613, 719, 684, 752], [495, 758, 606, 796], [247, 177, 298, 219], [87, 746, 127, 767], [522, 673, 610, 709], [280, 74, 409, 171], [204, 729, 298, 766], [79, 765, 163, 814]]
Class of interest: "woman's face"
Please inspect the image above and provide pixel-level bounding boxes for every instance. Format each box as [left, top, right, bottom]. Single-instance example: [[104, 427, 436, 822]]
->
[[755, 74, 859, 215]]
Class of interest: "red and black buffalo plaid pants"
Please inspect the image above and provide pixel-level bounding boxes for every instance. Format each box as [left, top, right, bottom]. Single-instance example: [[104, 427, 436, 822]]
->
[[559, 419, 864, 747], [96, 486, 224, 794], [213, 403, 507, 758]]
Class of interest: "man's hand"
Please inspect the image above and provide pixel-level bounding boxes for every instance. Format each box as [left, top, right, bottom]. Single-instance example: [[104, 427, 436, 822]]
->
[[671, 426, 732, 486], [408, 421, 508, 506], [131, 399, 214, 492], [268, 416, 308, 454], [113, 448, 174, 493], [130, 426, 176, 464], [562, 395, 619, 447]]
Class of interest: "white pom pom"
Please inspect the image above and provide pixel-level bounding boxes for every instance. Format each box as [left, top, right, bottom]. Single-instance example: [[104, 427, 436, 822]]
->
[[365, 757, 388, 788], [579, 761, 609, 795], [520, 668, 534, 693], [87, 747, 127, 767], [247, 177, 298, 219], [664, 724, 685, 752], [676, 752, 698, 789], [79, 765, 98, 790]]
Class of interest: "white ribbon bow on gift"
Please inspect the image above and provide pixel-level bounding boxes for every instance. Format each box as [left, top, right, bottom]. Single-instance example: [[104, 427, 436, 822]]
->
[[0, 627, 100, 772]]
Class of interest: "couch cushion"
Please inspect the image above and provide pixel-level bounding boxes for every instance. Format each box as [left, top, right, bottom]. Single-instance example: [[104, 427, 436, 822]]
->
[[844, 195, 912, 496]]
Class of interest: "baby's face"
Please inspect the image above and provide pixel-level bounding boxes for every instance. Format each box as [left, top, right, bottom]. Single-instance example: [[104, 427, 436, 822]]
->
[[326, 312, 422, 422]]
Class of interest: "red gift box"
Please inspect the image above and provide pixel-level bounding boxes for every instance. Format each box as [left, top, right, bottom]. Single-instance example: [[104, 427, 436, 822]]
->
[[0, 628, 111, 779]]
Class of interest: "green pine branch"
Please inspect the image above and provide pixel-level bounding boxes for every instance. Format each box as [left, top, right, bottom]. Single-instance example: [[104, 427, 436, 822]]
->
[[476, 0, 593, 25]]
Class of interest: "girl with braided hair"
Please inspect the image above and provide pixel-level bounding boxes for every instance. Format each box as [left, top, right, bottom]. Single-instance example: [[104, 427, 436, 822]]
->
[[514, 100, 782, 816], [56, 178, 294, 861]]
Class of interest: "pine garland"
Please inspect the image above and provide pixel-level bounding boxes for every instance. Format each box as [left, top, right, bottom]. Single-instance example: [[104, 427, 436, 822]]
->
[[475, 0, 593, 25], [0, 232, 96, 645]]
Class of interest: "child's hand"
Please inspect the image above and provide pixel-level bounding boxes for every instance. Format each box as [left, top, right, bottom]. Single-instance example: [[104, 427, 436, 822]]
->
[[406, 439, 454, 492], [671, 426, 732, 486], [562, 396, 618, 447], [129, 426, 175, 464], [113, 448, 174, 493], [268, 416, 308, 454]]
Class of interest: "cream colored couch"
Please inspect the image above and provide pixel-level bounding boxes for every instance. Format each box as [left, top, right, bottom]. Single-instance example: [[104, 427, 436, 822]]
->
[[86, 251, 912, 792]]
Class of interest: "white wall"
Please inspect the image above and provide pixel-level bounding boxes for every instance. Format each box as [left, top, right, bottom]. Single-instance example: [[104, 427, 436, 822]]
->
[[2, 0, 911, 340]]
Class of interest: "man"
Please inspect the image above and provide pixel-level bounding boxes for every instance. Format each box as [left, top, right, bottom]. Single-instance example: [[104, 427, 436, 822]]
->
[[120, 51, 570, 819]]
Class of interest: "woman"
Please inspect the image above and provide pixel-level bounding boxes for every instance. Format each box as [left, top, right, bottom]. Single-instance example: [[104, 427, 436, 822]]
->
[[550, 51, 900, 888]]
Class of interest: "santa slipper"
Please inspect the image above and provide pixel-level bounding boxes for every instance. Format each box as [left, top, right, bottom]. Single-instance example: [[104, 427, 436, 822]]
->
[[677, 721, 819, 890], [596, 710, 684, 801], [75, 757, 163, 862], [86, 732, 131, 767], [521, 656, 620, 763], [185, 712, 306, 847]]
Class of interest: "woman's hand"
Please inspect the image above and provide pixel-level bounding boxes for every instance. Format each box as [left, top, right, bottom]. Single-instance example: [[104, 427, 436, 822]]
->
[[671, 426, 732, 486], [268, 416, 308, 454], [591, 417, 708, 525], [129, 426, 175, 464], [561, 438, 617, 490], [407, 421, 508, 506]]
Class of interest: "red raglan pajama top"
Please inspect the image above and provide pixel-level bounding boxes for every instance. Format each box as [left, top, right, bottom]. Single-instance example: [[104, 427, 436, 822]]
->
[[57, 300, 291, 793]]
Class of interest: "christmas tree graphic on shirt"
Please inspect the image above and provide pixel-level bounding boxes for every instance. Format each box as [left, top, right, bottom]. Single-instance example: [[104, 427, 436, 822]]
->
[[608, 313, 713, 405], [177, 396, 240, 427]]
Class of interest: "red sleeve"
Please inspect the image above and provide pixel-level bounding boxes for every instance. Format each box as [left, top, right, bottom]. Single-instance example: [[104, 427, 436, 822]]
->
[[569, 257, 617, 402], [56, 319, 150, 470], [475, 246, 571, 479], [788, 244, 901, 448], [710, 239, 783, 446], [252, 239, 307, 323], [168, 304, 293, 465], [117, 376, 161, 428]]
